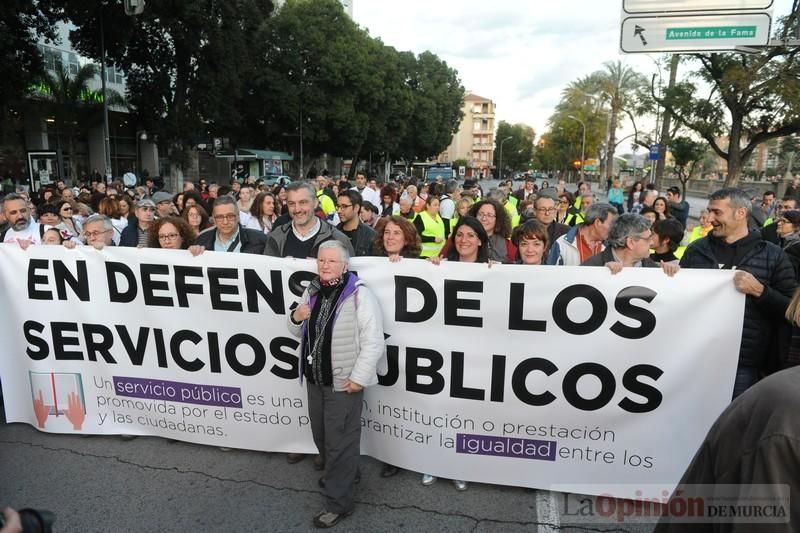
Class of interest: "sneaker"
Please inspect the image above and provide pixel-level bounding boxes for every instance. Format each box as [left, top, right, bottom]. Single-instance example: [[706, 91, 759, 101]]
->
[[313, 509, 352, 528], [453, 479, 468, 491], [286, 453, 306, 464], [421, 474, 437, 486], [380, 464, 400, 478]]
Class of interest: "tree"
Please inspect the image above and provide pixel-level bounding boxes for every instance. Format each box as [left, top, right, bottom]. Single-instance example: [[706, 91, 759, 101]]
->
[[0, 1, 59, 109], [59, 0, 274, 182], [670, 136, 706, 198], [493, 121, 535, 175], [778, 134, 800, 178], [658, 17, 800, 187], [36, 64, 125, 180]]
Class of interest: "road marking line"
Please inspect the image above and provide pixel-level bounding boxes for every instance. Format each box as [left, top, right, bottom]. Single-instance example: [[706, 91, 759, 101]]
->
[[535, 490, 561, 532]]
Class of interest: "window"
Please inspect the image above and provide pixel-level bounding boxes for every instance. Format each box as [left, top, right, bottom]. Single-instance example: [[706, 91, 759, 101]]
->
[[68, 53, 79, 76]]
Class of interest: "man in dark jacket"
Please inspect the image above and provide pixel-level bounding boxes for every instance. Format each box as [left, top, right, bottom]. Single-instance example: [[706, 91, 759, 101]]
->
[[532, 194, 569, 255], [336, 190, 375, 257], [761, 197, 797, 245], [189, 195, 267, 254], [264, 181, 353, 259], [666, 186, 690, 228], [655, 367, 800, 533], [119, 198, 156, 247], [680, 188, 797, 397]]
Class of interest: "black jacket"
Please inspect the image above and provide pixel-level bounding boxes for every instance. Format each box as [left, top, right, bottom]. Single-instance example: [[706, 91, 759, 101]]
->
[[680, 232, 797, 370], [193, 224, 268, 254], [337, 221, 376, 257], [654, 367, 800, 533], [546, 221, 570, 253], [119, 222, 145, 247]]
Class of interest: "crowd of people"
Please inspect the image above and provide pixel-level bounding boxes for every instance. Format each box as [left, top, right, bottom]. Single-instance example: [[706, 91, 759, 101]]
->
[[2, 172, 800, 528]]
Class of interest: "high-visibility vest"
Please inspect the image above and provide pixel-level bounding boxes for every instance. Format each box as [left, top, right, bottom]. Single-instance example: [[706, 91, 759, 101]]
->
[[688, 225, 711, 243], [504, 201, 518, 220], [764, 217, 774, 228], [317, 190, 336, 217], [565, 210, 585, 227], [418, 210, 446, 258], [674, 245, 687, 260], [507, 195, 518, 210]]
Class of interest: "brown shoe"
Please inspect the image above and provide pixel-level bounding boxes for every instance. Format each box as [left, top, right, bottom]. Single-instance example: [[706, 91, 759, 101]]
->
[[313, 454, 325, 471], [286, 453, 306, 464]]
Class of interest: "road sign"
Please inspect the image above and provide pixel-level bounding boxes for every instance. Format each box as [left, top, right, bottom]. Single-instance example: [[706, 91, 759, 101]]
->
[[623, 0, 774, 14], [649, 144, 660, 161], [621, 12, 772, 53]]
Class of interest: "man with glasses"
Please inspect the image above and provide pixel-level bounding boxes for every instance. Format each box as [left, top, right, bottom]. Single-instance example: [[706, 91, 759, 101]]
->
[[532, 194, 569, 254], [82, 214, 116, 249], [0, 193, 44, 247], [264, 181, 353, 260], [336, 190, 375, 257], [189, 195, 267, 255], [120, 198, 157, 247], [762, 197, 798, 244], [581, 213, 679, 277], [548, 203, 618, 266]]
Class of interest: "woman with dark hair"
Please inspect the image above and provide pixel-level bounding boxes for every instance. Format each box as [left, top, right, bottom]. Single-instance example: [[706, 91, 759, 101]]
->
[[147, 216, 196, 250], [512, 220, 549, 265], [379, 185, 398, 217], [117, 195, 133, 222], [413, 195, 449, 258], [182, 203, 211, 234], [653, 196, 672, 221], [445, 216, 489, 264], [182, 190, 204, 213], [55, 200, 82, 236], [468, 199, 515, 263], [372, 216, 421, 260], [272, 184, 289, 216], [249, 191, 279, 234], [97, 196, 128, 244], [556, 192, 573, 225], [627, 181, 644, 213]]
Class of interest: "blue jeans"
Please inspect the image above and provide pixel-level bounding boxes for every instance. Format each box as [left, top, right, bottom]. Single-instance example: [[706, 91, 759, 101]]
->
[[732, 366, 758, 399]]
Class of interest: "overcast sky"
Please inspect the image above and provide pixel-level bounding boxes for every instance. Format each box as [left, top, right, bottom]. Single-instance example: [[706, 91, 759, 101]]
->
[[355, 0, 795, 140]]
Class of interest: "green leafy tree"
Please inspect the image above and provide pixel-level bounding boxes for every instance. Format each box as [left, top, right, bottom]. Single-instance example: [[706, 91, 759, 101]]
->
[[493, 121, 535, 177], [658, 18, 800, 187], [0, 0, 59, 109], [35, 64, 125, 180], [59, 0, 274, 181], [670, 136, 706, 198]]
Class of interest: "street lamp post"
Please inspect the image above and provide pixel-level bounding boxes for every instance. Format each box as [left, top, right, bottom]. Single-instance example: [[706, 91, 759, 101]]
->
[[135, 130, 147, 177], [647, 55, 664, 185], [567, 115, 586, 183], [498, 136, 512, 181]]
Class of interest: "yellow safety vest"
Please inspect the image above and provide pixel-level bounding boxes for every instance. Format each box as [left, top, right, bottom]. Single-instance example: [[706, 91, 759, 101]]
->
[[565, 210, 585, 226], [688, 225, 711, 243], [317, 190, 336, 217], [674, 245, 687, 260], [418, 210, 446, 258], [392, 209, 417, 222]]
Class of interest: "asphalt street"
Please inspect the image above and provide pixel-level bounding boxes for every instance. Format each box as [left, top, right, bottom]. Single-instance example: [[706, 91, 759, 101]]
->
[[1, 409, 659, 533]]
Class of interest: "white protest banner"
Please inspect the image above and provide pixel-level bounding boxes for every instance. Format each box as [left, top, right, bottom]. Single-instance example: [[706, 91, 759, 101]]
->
[[0, 246, 744, 499]]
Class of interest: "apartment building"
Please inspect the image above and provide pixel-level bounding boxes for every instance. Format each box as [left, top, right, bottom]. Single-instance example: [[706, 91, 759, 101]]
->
[[438, 92, 495, 178]]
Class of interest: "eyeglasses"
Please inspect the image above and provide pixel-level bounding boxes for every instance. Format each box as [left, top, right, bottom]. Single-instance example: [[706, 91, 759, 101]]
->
[[476, 212, 496, 219], [158, 233, 180, 241], [139, 206, 156, 211], [84, 230, 110, 238], [337, 204, 353, 210], [213, 214, 238, 222], [61, 206, 73, 212], [777, 218, 792, 224], [558, 199, 569, 204], [535, 207, 556, 213]]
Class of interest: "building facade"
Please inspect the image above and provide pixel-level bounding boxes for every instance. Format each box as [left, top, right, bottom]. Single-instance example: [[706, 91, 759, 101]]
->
[[438, 92, 495, 179]]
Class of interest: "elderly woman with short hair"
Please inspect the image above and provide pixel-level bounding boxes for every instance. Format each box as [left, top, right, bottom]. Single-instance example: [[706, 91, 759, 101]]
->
[[288, 240, 385, 529]]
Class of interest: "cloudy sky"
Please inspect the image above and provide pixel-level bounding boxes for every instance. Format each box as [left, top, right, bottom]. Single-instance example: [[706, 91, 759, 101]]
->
[[355, 0, 795, 139]]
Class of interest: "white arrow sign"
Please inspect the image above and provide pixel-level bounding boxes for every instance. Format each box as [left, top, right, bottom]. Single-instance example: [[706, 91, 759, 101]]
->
[[623, 0, 774, 13]]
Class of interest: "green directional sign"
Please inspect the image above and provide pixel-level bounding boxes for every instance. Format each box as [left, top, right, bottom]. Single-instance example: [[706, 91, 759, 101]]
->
[[666, 26, 758, 40]]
